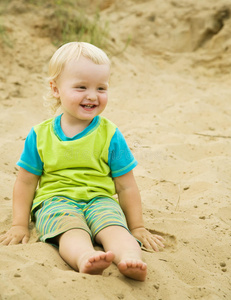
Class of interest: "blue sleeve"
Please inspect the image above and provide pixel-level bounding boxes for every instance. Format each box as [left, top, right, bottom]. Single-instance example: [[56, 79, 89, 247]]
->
[[16, 128, 43, 176], [108, 128, 138, 177]]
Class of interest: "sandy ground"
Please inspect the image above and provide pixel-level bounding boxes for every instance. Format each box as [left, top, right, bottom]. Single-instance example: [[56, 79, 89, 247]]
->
[[0, 0, 231, 299]]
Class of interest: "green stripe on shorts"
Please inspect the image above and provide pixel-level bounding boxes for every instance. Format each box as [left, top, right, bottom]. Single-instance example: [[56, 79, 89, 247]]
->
[[34, 197, 130, 244]]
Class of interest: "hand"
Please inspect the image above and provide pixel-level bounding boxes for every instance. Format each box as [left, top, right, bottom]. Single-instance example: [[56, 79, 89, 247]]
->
[[131, 227, 165, 252], [0, 225, 30, 245]]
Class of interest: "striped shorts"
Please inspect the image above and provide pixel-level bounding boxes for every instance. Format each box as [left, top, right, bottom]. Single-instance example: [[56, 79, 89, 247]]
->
[[34, 196, 129, 244]]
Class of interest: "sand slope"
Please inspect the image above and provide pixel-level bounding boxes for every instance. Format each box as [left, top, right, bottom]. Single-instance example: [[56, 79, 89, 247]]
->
[[0, 0, 231, 299]]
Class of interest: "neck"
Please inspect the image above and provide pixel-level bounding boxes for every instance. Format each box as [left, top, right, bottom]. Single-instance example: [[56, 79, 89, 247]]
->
[[60, 114, 93, 138]]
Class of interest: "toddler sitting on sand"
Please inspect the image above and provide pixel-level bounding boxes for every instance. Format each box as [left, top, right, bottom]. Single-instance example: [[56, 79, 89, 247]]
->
[[0, 42, 164, 281]]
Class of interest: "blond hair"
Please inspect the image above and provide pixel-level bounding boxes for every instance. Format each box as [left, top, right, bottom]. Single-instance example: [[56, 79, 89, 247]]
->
[[44, 42, 110, 112]]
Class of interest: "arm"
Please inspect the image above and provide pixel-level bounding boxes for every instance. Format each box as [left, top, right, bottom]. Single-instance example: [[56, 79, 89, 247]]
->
[[114, 170, 165, 251], [0, 167, 40, 245]]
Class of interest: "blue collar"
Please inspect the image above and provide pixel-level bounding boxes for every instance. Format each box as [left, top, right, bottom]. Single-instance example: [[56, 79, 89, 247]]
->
[[53, 114, 100, 141]]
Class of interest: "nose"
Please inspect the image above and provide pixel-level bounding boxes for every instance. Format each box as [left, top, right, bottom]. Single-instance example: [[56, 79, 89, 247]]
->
[[86, 90, 97, 101]]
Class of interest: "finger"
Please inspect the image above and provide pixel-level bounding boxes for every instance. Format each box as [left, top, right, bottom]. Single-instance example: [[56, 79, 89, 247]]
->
[[144, 234, 166, 251], [1, 236, 12, 246], [148, 239, 160, 252], [142, 238, 159, 252], [9, 238, 20, 245], [153, 234, 166, 241], [152, 236, 165, 248], [9, 235, 25, 245], [22, 235, 30, 244], [142, 233, 165, 250], [0, 233, 7, 243], [150, 238, 164, 251]]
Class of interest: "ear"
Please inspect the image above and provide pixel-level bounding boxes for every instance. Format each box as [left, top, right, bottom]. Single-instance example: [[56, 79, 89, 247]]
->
[[50, 80, 60, 98]]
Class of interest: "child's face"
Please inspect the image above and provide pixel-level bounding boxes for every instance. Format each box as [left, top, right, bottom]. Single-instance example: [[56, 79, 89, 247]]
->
[[51, 55, 110, 123]]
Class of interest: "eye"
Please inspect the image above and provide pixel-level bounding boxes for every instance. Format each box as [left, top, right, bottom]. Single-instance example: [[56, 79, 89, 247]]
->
[[74, 86, 86, 91], [98, 87, 107, 91]]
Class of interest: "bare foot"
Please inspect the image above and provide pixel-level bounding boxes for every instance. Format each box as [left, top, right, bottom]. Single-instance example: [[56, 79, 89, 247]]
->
[[118, 259, 147, 281], [78, 251, 115, 275]]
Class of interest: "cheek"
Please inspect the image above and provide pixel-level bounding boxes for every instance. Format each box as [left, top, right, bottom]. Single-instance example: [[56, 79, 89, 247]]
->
[[101, 95, 108, 106], [62, 90, 78, 101]]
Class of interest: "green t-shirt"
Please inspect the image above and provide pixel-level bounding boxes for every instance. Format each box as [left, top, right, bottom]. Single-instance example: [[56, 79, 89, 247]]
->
[[17, 115, 138, 214]]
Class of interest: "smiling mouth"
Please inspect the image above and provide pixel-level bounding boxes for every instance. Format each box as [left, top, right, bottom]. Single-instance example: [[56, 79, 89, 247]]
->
[[81, 104, 97, 109]]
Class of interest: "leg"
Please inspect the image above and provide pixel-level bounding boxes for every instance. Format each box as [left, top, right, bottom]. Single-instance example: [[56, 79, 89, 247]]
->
[[35, 198, 114, 275], [57, 229, 115, 274], [95, 226, 147, 281]]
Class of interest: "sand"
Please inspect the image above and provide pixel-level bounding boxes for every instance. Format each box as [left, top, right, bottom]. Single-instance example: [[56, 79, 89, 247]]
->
[[0, 0, 231, 299]]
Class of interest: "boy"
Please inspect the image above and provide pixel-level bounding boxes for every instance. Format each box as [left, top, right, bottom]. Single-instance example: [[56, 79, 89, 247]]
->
[[0, 42, 164, 281]]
